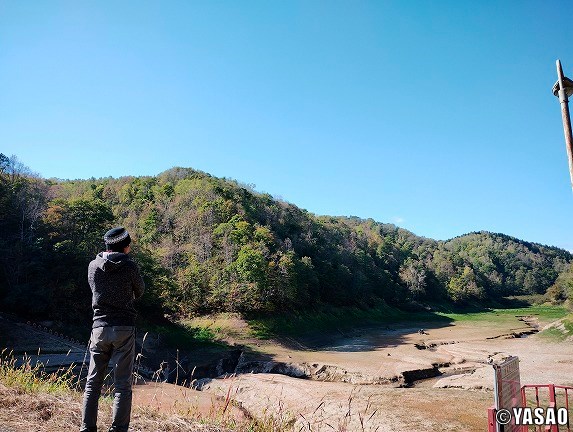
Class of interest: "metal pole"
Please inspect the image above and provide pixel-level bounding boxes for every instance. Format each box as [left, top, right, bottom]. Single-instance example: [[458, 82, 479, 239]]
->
[[556, 60, 573, 192]]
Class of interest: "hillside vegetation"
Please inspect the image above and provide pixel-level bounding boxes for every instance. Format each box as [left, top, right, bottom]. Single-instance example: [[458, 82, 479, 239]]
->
[[1, 153, 572, 329]]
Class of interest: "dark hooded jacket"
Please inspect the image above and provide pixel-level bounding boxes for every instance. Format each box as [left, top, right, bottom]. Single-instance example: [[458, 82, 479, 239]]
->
[[88, 252, 145, 328]]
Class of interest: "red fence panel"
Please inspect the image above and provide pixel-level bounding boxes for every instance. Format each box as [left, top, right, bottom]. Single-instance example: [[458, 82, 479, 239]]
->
[[520, 385, 572, 432]]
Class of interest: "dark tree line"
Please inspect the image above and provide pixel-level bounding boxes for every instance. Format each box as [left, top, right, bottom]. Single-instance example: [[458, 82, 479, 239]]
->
[[0, 155, 571, 325]]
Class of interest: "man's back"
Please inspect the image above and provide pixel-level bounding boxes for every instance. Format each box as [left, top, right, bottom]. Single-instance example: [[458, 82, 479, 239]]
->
[[88, 252, 145, 328]]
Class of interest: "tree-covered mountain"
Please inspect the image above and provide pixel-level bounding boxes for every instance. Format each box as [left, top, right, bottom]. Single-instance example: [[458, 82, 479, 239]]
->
[[1, 154, 571, 327]]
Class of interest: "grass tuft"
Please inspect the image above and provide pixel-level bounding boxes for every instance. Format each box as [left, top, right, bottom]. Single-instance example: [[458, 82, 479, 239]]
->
[[437, 304, 569, 324], [0, 349, 74, 395], [539, 314, 573, 341]]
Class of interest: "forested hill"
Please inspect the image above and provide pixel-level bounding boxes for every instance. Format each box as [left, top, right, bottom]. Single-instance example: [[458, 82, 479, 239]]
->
[[1, 155, 571, 325]]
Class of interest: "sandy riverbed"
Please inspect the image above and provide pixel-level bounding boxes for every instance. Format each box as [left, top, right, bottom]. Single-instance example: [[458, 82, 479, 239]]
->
[[197, 314, 573, 431]]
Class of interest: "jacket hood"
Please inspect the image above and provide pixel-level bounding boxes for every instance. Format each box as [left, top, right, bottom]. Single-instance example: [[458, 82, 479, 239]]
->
[[94, 252, 130, 272]]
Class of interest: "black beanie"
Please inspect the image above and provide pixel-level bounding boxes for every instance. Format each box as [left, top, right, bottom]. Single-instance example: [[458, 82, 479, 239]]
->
[[104, 227, 131, 251]]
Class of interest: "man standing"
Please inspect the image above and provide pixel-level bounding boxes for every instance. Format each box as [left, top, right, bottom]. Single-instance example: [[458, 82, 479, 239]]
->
[[80, 227, 145, 432]]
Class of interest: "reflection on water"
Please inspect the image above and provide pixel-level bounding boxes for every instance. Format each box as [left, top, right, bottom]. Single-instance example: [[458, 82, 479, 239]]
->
[[309, 327, 417, 352], [305, 324, 454, 352], [320, 338, 375, 352]]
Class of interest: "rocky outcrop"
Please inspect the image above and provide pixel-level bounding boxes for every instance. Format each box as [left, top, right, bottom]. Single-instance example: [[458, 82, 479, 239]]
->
[[401, 366, 441, 385]]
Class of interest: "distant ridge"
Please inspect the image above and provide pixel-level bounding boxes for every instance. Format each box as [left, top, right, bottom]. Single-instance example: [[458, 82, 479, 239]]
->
[[1, 155, 571, 324]]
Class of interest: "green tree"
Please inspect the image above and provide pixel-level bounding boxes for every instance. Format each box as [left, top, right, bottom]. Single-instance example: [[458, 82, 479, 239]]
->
[[547, 263, 573, 305], [44, 198, 114, 256], [447, 266, 485, 303]]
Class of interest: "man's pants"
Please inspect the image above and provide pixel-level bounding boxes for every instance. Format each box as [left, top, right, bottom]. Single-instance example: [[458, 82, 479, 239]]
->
[[80, 326, 136, 432]]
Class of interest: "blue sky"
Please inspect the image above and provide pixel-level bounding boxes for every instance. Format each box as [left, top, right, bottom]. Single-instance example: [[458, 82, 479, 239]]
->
[[1, 1, 573, 249]]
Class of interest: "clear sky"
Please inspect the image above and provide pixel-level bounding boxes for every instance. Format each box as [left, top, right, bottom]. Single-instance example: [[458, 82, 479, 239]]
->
[[1, 1, 573, 249]]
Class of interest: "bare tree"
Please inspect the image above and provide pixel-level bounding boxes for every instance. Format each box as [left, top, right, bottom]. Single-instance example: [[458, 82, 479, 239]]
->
[[399, 259, 427, 298]]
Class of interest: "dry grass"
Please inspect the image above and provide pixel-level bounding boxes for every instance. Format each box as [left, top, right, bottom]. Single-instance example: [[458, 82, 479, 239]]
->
[[0, 383, 231, 432], [0, 381, 299, 432], [0, 350, 230, 431], [0, 383, 80, 431], [0, 350, 291, 432], [0, 349, 76, 395]]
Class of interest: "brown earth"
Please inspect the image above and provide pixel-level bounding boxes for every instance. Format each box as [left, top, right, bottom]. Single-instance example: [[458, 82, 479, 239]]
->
[[132, 381, 248, 422], [195, 313, 573, 431], [201, 373, 492, 431]]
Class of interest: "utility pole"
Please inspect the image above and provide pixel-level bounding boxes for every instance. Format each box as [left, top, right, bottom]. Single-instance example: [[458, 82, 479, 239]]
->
[[553, 60, 573, 192]]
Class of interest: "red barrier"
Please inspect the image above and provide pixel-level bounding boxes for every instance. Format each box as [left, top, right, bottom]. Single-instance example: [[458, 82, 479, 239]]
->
[[520, 385, 572, 432]]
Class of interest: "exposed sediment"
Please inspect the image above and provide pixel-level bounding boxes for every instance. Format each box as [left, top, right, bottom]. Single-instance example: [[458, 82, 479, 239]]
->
[[238, 360, 400, 385], [191, 354, 452, 389]]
